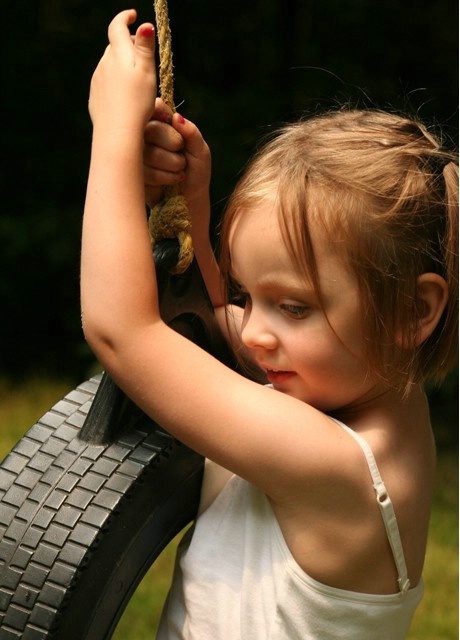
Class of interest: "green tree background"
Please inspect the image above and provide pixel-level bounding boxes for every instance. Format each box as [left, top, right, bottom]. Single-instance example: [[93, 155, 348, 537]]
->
[[1, 1, 458, 436]]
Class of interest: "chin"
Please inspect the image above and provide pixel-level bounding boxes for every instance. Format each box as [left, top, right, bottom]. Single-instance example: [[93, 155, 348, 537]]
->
[[282, 387, 326, 409]]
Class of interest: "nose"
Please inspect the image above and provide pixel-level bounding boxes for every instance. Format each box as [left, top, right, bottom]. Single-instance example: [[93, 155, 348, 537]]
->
[[240, 305, 278, 352]]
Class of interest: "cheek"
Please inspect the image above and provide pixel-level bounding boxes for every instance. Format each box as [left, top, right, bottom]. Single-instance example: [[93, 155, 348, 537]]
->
[[338, 322, 368, 363], [326, 303, 368, 359], [295, 325, 363, 371], [291, 330, 335, 365]]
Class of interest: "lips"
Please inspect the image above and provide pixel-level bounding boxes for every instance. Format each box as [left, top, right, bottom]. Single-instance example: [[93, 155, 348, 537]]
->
[[265, 368, 296, 385]]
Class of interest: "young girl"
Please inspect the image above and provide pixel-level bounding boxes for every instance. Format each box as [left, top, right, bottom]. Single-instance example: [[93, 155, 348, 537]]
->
[[82, 10, 458, 639]]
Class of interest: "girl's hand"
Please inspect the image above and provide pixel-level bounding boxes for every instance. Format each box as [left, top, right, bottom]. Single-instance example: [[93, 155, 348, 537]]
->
[[88, 9, 157, 137], [143, 100, 220, 310], [143, 99, 212, 210]]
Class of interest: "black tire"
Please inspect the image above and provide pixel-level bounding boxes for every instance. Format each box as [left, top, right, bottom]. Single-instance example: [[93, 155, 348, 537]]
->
[[0, 373, 203, 639], [0, 245, 263, 639]]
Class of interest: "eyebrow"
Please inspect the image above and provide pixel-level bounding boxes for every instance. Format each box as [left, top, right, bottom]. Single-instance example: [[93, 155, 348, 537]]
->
[[237, 272, 317, 299], [228, 251, 318, 298]]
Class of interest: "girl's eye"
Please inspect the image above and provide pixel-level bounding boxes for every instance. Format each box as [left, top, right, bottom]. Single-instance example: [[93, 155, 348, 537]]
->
[[280, 303, 309, 319]]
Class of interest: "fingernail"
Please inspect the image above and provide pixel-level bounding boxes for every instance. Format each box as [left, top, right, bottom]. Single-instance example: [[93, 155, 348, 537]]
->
[[140, 25, 154, 38], [178, 114, 186, 125], [161, 112, 172, 124]]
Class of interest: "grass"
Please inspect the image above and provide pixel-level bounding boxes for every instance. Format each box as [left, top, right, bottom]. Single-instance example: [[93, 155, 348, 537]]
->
[[407, 453, 458, 639], [0, 378, 458, 639], [0, 377, 75, 462]]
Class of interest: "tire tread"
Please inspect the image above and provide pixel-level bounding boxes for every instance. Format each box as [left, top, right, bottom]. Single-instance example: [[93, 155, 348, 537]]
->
[[0, 374, 200, 638]]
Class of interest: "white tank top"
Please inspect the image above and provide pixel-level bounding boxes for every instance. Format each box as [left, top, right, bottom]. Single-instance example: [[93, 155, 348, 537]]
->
[[156, 421, 423, 639]]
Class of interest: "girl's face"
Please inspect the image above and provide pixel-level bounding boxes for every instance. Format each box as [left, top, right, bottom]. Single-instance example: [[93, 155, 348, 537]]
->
[[229, 202, 386, 413]]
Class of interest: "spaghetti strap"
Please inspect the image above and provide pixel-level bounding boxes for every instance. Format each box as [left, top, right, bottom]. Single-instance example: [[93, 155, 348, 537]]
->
[[331, 419, 411, 594]]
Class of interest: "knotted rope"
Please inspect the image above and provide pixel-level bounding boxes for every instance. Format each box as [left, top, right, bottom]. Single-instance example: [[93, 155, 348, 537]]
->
[[149, 0, 193, 274]]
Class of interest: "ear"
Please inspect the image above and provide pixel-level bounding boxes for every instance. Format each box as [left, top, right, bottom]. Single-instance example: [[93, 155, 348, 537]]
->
[[395, 273, 449, 349], [413, 273, 449, 346]]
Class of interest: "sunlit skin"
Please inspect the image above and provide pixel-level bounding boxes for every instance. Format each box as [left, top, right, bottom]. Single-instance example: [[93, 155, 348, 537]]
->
[[229, 199, 388, 414], [81, 11, 446, 598]]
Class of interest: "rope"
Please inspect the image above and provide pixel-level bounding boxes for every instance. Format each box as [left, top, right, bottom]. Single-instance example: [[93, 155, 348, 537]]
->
[[149, 0, 193, 274]]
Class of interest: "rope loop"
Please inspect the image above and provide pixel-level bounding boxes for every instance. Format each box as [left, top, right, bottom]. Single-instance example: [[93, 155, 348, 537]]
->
[[148, 192, 193, 273]]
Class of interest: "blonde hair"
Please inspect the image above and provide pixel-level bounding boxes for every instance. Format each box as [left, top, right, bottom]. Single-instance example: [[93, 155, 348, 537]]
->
[[219, 109, 458, 391]]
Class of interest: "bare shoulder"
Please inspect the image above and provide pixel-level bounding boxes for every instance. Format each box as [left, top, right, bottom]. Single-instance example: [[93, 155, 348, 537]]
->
[[270, 391, 436, 594], [369, 398, 436, 588]]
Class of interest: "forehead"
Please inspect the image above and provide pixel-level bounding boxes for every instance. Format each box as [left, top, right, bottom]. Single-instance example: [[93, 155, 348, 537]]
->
[[228, 201, 287, 272], [228, 201, 356, 300]]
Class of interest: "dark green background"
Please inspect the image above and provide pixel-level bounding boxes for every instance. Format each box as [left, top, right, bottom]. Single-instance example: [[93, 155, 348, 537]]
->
[[1, 1, 458, 418]]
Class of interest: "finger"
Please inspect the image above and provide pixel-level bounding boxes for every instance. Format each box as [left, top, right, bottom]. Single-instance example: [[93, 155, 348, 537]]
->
[[133, 22, 156, 69], [108, 9, 137, 49], [151, 98, 175, 124], [171, 114, 210, 160], [144, 142, 186, 173], [145, 166, 185, 188], [144, 120, 184, 152]]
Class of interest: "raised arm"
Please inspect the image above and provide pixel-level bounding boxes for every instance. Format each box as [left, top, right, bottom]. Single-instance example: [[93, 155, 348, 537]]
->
[[143, 100, 224, 307], [81, 10, 356, 505], [142, 99, 244, 345], [82, 10, 160, 341]]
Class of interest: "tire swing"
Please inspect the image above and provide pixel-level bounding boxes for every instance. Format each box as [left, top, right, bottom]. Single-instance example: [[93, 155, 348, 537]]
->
[[0, 4, 257, 638]]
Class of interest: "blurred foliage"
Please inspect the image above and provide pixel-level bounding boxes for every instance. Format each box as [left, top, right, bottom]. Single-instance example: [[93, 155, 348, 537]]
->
[[1, 1, 458, 428]]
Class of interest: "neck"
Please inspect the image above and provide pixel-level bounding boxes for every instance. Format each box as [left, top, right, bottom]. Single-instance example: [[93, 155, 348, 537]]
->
[[329, 384, 429, 431]]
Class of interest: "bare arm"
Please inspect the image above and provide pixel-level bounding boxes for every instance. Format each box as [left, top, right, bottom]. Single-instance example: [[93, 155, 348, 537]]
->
[[81, 11, 356, 504], [143, 99, 243, 345]]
